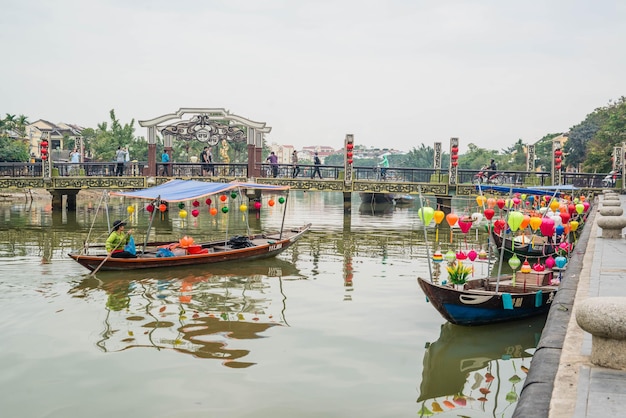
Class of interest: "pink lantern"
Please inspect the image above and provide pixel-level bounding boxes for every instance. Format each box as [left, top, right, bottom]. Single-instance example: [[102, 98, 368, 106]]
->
[[545, 256, 556, 269], [191, 209, 199, 217], [583, 201, 590, 212], [254, 201, 262, 210], [467, 249, 478, 261], [496, 199, 505, 209], [456, 251, 468, 260], [533, 262, 545, 272], [540, 217, 555, 236], [458, 218, 472, 234], [559, 212, 570, 225]]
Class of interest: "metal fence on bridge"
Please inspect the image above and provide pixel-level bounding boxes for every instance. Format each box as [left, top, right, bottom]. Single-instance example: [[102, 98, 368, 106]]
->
[[0, 161, 614, 188]]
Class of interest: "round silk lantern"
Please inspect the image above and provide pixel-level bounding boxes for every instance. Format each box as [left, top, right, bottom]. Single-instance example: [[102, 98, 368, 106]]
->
[[540, 217, 555, 236], [508, 254, 521, 270], [513, 197, 521, 206], [456, 251, 468, 260], [487, 198, 496, 209], [549, 199, 559, 212], [268, 199, 275, 207], [555, 225, 564, 236], [528, 195, 535, 205], [484, 208, 495, 221], [230, 192, 237, 199], [433, 210, 445, 225], [179, 209, 187, 219], [575, 203, 584, 214], [444, 250, 456, 263], [496, 199, 505, 210], [559, 212, 570, 224], [191, 209, 199, 217], [569, 220, 579, 232], [432, 250, 443, 263], [529, 216, 542, 231], [221, 206, 229, 214], [476, 195, 486, 207], [445, 213, 459, 228], [520, 215, 531, 230], [467, 249, 478, 262], [545, 256, 556, 269], [471, 212, 483, 224], [551, 214, 562, 226], [418, 207, 435, 226], [146, 204, 154, 213], [583, 201, 590, 212], [220, 195, 227, 202], [159, 203, 167, 213], [521, 194, 527, 201], [507, 211, 524, 232], [210, 207, 218, 216], [521, 260, 531, 273], [505, 199, 514, 208], [127, 205, 135, 214], [278, 197, 285, 204], [179, 236, 194, 248], [239, 204, 247, 212], [533, 262, 545, 272], [478, 249, 488, 259], [192, 200, 200, 207], [493, 219, 507, 234], [178, 202, 185, 209], [254, 201, 262, 210], [205, 198, 212, 205], [555, 255, 568, 269], [458, 218, 472, 234]]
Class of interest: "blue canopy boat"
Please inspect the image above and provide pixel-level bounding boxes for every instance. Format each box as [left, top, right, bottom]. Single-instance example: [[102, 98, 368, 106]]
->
[[69, 180, 311, 272]]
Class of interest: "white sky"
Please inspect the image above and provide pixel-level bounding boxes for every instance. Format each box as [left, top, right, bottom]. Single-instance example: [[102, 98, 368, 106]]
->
[[1, 0, 625, 153]]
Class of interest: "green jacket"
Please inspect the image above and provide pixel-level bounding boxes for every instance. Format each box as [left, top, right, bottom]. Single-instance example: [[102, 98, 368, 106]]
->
[[106, 231, 130, 253]]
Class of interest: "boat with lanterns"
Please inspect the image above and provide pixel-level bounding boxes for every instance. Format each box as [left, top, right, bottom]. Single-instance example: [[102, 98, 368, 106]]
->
[[415, 186, 588, 326], [68, 179, 311, 272]]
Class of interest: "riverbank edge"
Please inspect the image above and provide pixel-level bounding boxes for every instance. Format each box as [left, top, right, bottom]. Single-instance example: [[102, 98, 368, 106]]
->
[[512, 199, 597, 417]]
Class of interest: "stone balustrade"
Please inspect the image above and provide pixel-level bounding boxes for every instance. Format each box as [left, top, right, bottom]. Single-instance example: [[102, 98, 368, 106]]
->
[[576, 297, 626, 370], [596, 191, 626, 238]]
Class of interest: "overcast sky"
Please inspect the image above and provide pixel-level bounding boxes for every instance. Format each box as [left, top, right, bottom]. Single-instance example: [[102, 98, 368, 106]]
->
[[2, 0, 625, 153]]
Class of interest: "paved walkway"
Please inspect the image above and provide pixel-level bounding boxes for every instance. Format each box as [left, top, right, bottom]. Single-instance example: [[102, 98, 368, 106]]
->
[[514, 193, 626, 417]]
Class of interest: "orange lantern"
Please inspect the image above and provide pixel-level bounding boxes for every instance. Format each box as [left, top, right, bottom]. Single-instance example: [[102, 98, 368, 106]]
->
[[445, 213, 459, 227], [268, 199, 275, 207], [159, 203, 167, 212], [486, 198, 496, 209], [210, 207, 218, 216], [520, 215, 531, 230], [220, 195, 227, 202], [433, 210, 445, 225]]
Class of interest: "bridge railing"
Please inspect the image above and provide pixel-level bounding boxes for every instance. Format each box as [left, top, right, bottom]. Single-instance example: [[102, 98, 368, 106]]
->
[[0, 161, 615, 188]]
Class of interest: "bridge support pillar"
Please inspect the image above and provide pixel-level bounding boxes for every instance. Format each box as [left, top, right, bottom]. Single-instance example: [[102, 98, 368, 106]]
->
[[436, 196, 452, 215], [343, 192, 352, 214], [51, 192, 63, 211]]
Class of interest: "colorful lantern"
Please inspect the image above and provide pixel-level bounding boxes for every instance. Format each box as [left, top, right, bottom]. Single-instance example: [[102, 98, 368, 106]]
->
[[159, 203, 167, 213], [545, 256, 556, 269], [533, 262, 545, 271], [445, 213, 459, 227], [268, 199, 275, 207], [192, 200, 200, 207], [221, 206, 229, 213], [127, 205, 135, 214], [239, 204, 247, 212], [484, 208, 495, 221], [507, 211, 524, 232], [486, 198, 496, 209], [210, 207, 218, 216], [458, 218, 472, 234], [432, 250, 443, 263], [575, 203, 584, 214], [418, 207, 435, 225], [555, 255, 568, 269], [476, 195, 486, 207], [467, 249, 478, 261], [433, 210, 445, 225], [179, 236, 194, 248], [278, 197, 285, 204], [178, 202, 185, 209], [520, 215, 531, 230], [444, 250, 456, 263], [254, 201, 262, 210], [205, 198, 212, 205], [179, 209, 187, 219], [540, 217, 555, 236], [146, 204, 155, 213], [496, 199, 505, 210], [569, 220, 579, 232], [231, 192, 238, 199], [191, 209, 199, 217], [521, 260, 531, 273], [220, 195, 227, 202]]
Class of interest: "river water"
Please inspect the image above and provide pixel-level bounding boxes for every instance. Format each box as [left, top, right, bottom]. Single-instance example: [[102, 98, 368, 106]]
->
[[0, 191, 545, 418]]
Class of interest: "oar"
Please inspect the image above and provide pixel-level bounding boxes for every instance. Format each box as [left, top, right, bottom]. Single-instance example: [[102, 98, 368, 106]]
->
[[88, 233, 127, 277]]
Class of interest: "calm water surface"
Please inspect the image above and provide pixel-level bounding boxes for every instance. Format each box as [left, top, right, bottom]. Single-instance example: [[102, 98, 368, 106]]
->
[[0, 191, 544, 418]]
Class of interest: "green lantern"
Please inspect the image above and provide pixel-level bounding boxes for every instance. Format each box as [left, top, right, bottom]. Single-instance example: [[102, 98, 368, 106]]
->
[[178, 202, 185, 209], [508, 254, 521, 286], [231, 192, 238, 199], [221, 206, 229, 214], [418, 207, 435, 226], [278, 197, 285, 204]]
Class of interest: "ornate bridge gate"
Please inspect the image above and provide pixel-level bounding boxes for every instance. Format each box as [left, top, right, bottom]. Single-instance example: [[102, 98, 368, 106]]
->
[[138, 108, 272, 177]]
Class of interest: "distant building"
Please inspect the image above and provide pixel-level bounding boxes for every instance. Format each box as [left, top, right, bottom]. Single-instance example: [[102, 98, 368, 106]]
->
[[27, 120, 84, 159]]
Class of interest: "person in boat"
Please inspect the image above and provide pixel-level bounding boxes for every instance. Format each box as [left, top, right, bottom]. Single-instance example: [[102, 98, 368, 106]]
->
[[106, 220, 137, 258]]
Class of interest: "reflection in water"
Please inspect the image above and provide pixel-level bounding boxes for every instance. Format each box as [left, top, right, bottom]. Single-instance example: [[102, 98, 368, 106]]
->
[[417, 315, 546, 416], [69, 260, 301, 368], [358, 201, 395, 216]]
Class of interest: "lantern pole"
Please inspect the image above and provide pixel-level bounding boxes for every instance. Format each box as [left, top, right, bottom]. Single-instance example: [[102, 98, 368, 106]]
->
[[143, 196, 160, 254], [417, 185, 433, 281]]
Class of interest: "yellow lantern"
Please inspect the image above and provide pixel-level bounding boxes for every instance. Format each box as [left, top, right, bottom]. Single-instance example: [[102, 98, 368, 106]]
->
[[476, 195, 486, 207], [549, 199, 560, 212], [569, 220, 579, 232], [126, 205, 135, 214], [179, 209, 188, 219]]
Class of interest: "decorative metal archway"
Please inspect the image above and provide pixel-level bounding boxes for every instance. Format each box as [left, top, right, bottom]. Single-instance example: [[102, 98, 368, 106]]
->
[[139, 108, 271, 177]]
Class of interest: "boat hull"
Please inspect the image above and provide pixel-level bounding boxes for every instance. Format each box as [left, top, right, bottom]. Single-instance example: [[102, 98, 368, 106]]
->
[[69, 224, 311, 271], [417, 276, 556, 326]]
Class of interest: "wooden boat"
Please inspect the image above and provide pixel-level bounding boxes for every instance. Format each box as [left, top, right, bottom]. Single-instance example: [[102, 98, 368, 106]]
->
[[417, 275, 557, 326], [393, 194, 416, 206], [359, 192, 394, 204], [68, 179, 311, 272], [69, 225, 311, 271]]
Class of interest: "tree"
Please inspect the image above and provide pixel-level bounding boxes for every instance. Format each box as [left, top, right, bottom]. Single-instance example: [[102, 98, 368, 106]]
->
[[89, 110, 139, 161]]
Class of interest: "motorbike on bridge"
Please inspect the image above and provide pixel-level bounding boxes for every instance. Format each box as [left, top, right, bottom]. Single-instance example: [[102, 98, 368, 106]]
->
[[473, 166, 506, 185]]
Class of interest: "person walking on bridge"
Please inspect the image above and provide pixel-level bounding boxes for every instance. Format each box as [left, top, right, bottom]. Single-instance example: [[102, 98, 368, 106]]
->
[[311, 152, 322, 179]]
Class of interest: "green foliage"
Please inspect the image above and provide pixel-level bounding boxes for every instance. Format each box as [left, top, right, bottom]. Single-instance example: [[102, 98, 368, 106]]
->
[[89, 110, 138, 161], [458, 143, 498, 170], [0, 113, 30, 161], [582, 97, 626, 173]]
